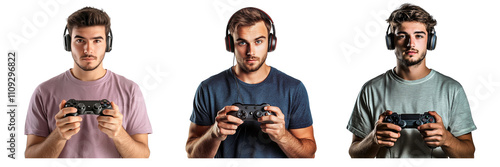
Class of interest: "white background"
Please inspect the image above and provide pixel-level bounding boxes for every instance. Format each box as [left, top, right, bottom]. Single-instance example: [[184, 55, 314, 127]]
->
[[1, 0, 499, 166]]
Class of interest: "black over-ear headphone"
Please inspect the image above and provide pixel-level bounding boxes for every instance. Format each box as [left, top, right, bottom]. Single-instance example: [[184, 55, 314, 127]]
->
[[385, 25, 437, 50], [225, 7, 277, 52], [64, 26, 113, 52]]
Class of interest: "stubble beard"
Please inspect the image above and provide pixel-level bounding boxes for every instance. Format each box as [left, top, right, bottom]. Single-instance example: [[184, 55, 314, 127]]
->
[[73, 53, 104, 71], [398, 50, 426, 67], [237, 55, 267, 73]]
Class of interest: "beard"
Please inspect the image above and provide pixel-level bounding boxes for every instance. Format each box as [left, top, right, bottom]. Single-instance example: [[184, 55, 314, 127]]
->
[[73, 53, 104, 71], [237, 55, 267, 73], [398, 49, 426, 67]]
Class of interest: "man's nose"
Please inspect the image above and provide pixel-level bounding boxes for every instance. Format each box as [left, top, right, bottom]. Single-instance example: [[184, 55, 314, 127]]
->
[[406, 36, 416, 48], [246, 43, 255, 56], [84, 43, 93, 55]]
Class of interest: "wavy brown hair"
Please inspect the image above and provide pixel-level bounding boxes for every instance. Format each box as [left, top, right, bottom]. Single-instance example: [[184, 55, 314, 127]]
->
[[66, 7, 111, 37], [386, 3, 437, 33], [228, 7, 271, 35]]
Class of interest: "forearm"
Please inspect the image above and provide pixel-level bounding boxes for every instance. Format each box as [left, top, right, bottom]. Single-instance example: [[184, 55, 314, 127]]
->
[[442, 135, 475, 158], [25, 132, 67, 158], [186, 125, 222, 158], [275, 131, 316, 158], [113, 128, 150, 158], [349, 132, 381, 158]]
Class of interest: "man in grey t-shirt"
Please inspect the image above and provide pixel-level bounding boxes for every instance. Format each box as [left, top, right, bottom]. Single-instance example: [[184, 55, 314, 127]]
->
[[347, 3, 476, 158]]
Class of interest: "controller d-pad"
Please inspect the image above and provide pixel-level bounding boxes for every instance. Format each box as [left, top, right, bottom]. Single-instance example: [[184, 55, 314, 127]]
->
[[237, 110, 247, 119]]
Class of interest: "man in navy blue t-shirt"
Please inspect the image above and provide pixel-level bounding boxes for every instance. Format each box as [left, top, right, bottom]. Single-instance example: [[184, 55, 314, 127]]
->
[[185, 7, 316, 158]]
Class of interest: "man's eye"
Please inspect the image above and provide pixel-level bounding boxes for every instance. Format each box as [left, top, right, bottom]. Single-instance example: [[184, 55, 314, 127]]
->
[[95, 40, 101, 43], [238, 41, 247, 46], [76, 39, 83, 43], [416, 35, 424, 38], [397, 35, 406, 39], [256, 40, 263, 44]]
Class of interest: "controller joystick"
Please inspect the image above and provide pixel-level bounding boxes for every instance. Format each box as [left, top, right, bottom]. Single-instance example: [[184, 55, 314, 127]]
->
[[93, 103, 102, 114]]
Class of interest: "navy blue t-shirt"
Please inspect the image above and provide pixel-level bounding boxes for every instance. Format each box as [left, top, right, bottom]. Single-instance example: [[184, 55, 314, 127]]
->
[[190, 67, 313, 158]]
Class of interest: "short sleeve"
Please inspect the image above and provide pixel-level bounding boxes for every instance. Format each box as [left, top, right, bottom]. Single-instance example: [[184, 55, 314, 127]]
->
[[448, 86, 477, 137], [123, 84, 153, 135], [25, 86, 50, 137], [347, 85, 375, 138], [288, 82, 313, 129], [190, 82, 215, 126]]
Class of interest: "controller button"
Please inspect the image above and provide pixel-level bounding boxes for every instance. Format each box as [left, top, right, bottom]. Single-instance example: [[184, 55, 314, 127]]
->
[[398, 121, 406, 127]]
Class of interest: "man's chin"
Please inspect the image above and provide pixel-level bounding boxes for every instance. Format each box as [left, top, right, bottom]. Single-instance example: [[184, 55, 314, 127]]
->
[[81, 68, 97, 71], [243, 65, 261, 72], [77, 64, 99, 71], [402, 58, 424, 66], [237, 61, 265, 73]]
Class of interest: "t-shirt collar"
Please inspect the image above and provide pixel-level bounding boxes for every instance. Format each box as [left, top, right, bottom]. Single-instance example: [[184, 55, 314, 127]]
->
[[389, 68, 435, 85], [66, 69, 111, 86]]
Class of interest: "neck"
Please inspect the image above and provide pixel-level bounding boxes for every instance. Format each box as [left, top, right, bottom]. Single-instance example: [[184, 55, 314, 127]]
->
[[70, 66, 107, 81], [233, 64, 271, 84], [394, 59, 431, 80]]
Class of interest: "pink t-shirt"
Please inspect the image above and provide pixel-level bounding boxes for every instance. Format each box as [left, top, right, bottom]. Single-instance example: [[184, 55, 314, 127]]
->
[[25, 69, 152, 158]]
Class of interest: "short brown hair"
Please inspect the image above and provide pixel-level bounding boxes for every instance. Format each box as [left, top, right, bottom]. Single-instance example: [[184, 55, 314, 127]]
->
[[66, 7, 111, 37], [228, 7, 272, 35], [386, 3, 437, 33]]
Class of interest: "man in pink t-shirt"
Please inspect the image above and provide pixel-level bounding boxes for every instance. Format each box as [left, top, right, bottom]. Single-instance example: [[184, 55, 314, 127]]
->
[[24, 7, 152, 158]]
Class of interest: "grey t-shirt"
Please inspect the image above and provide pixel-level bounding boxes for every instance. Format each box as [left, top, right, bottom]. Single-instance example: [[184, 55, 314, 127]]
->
[[347, 69, 476, 158]]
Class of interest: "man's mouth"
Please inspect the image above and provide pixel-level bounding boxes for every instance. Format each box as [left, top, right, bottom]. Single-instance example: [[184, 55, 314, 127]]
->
[[245, 57, 258, 63], [81, 56, 96, 61], [405, 50, 418, 55]]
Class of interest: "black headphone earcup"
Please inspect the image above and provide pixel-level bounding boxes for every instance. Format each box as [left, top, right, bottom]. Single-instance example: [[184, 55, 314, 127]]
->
[[268, 33, 277, 52], [427, 33, 437, 50], [64, 34, 71, 51], [385, 33, 395, 50], [106, 35, 112, 52], [225, 35, 234, 52]]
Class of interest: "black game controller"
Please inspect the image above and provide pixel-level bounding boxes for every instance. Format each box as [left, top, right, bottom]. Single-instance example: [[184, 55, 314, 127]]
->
[[63, 99, 112, 117], [227, 103, 276, 122], [383, 112, 436, 128]]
